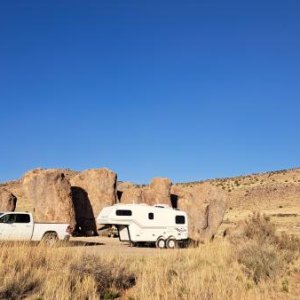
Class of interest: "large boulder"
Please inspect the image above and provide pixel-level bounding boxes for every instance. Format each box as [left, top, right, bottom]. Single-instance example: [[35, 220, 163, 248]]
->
[[120, 187, 143, 204], [70, 168, 117, 234], [142, 177, 172, 205], [0, 188, 17, 211], [22, 169, 76, 226], [118, 177, 172, 205], [171, 183, 227, 242], [117, 181, 135, 202], [117, 181, 135, 192]]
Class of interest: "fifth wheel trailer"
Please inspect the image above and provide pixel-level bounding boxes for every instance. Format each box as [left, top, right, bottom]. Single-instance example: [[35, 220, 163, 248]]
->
[[96, 203, 188, 248]]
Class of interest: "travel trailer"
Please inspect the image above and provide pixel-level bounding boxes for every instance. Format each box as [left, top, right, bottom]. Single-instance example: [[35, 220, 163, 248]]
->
[[96, 203, 188, 248]]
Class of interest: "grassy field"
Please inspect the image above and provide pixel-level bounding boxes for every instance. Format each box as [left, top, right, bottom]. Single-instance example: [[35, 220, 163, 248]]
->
[[1, 215, 300, 300]]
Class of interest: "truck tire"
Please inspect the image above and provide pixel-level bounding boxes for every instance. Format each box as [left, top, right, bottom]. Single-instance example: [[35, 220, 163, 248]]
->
[[166, 237, 177, 249], [156, 237, 166, 249], [42, 232, 58, 246]]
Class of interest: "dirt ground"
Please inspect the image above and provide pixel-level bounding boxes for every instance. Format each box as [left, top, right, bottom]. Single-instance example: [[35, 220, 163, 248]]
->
[[67, 236, 165, 256]]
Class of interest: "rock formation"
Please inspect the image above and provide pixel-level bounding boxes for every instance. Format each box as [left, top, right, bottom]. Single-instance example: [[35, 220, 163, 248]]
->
[[22, 169, 76, 226], [119, 177, 172, 205], [117, 181, 135, 192], [70, 168, 117, 234], [171, 182, 227, 242], [142, 177, 172, 205], [0, 188, 17, 211], [120, 187, 143, 204]]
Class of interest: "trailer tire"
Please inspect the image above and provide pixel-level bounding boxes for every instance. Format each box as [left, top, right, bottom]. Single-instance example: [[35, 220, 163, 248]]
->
[[156, 237, 166, 249], [166, 237, 177, 249]]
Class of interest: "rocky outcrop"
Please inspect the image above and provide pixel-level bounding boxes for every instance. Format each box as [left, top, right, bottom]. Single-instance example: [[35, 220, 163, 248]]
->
[[117, 182, 135, 192], [142, 178, 172, 205], [70, 168, 117, 234], [22, 169, 76, 226], [0, 188, 17, 211], [171, 183, 227, 242], [118, 177, 172, 205], [120, 187, 143, 204]]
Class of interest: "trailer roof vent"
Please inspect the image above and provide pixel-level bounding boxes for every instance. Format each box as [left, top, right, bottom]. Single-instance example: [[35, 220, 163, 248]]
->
[[154, 204, 170, 209]]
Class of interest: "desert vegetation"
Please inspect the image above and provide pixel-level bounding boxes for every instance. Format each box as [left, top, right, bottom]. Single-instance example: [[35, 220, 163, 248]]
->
[[0, 215, 299, 299]]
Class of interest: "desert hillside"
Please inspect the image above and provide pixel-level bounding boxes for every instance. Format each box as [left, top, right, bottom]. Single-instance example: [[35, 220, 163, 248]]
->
[[175, 168, 300, 236]]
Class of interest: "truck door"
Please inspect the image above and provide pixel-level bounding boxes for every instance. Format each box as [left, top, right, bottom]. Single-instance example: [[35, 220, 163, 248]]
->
[[0, 214, 16, 240], [13, 214, 32, 240]]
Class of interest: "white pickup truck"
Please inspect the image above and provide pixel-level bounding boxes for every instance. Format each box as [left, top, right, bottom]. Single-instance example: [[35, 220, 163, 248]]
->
[[0, 211, 72, 244]]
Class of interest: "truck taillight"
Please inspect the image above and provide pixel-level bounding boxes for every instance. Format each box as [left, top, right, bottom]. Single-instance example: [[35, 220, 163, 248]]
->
[[66, 225, 73, 234]]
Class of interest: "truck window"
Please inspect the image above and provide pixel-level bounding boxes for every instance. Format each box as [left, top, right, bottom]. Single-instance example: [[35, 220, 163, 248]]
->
[[0, 214, 16, 223], [148, 213, 154, 220], [175, 215, 185, 224], [15, 214, 30, 223], [116, 210, 132, 216]]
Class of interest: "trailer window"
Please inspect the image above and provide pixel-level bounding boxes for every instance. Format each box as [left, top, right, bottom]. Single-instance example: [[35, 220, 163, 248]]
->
[[148, 213, 154, 220], [15, 214, 30, 223], [175, 215, 185, 224], [116, 210, 132, 216]]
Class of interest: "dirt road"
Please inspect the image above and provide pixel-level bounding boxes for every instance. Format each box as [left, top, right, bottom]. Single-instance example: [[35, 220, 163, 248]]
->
[[68, 236, 163, 256]]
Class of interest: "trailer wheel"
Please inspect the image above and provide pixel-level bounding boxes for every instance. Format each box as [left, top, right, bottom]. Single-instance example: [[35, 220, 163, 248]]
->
[[156, 237, 166, 249], [166, 237, 177, 249]]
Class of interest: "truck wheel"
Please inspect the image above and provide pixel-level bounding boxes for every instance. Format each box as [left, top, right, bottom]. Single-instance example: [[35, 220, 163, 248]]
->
[[156, 237, 166, 249], [166, 237, 177, 249], [42, 233, 58, 246]]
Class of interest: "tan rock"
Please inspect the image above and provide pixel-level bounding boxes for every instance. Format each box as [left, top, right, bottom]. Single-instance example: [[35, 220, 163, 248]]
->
[[142, 177, 172, 205], [70, 168, 117, 234], [22, 169, 76, 226], [172, 183, 227, 242], [120, 188, 143, 204], [117, 181, 135, 192], [0, 188, 17, 211]]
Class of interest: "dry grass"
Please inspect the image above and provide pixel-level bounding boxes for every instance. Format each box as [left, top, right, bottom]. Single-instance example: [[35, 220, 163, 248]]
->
[[0, 217, 299, 300], [0, 242, 135, 299], [229, 213, 300, 286]]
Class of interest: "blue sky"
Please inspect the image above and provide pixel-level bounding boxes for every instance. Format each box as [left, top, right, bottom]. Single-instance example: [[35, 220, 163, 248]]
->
[[0, 0, 299, 184]]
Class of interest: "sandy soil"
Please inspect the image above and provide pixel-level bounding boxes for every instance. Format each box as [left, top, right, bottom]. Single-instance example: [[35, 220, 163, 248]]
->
[[67, 236, 166, 256]]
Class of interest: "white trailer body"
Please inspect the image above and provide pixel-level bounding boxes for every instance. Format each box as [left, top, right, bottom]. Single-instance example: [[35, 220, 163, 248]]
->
[[96, 203, 188, 248]]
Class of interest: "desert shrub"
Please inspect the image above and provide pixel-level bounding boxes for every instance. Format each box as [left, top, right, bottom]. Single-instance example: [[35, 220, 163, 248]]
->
[[243, 213, 276, 242], [243, 213, 300, 252], [234, 213, 300, 283], [0, 271, 41, 299], [237, 241, 284, 284], [70, 256, 136, 298]]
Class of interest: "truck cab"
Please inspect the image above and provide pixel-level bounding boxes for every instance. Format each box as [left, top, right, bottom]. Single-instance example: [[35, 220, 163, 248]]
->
[[0, 212, 33, 240]]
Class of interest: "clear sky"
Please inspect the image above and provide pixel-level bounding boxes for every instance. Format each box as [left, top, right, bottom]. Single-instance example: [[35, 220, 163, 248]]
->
[[0, 1, 299, 184]]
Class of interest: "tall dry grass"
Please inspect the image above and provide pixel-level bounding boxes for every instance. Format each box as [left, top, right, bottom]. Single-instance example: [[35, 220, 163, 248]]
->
[[0, 242, 135, 299], [0, 215, 299, 300]]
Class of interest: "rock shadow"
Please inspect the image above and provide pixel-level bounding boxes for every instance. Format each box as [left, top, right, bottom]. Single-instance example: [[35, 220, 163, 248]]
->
[[71, 186, 97, 236], [117, 190, 123, 202], [171, 194, 178, 209]]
